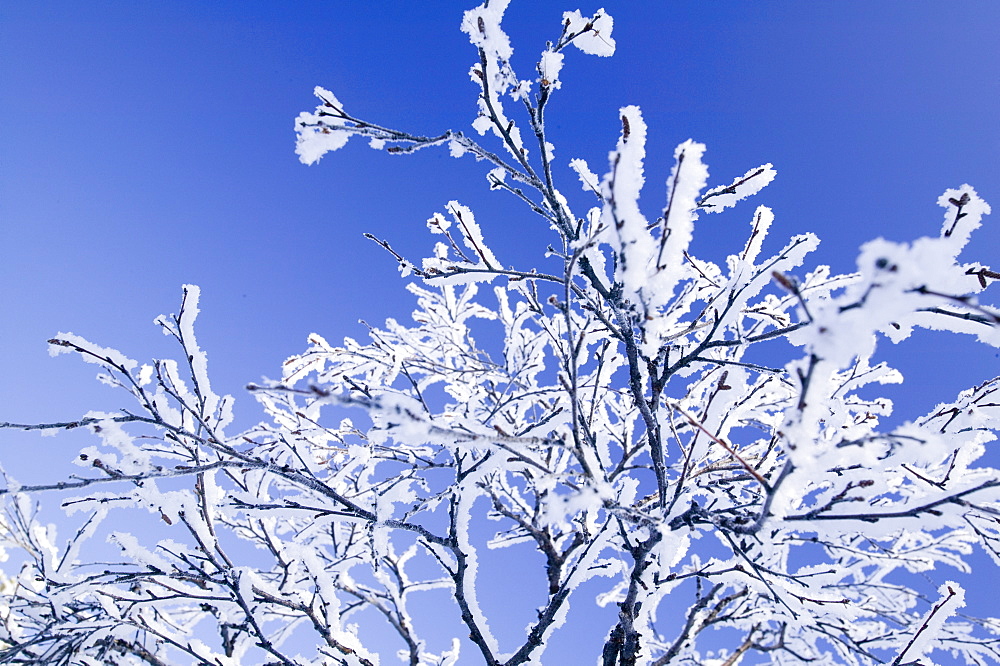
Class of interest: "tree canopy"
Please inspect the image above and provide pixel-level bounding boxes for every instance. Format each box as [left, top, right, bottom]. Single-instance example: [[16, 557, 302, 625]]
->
[[3, 3, 1000, 665]]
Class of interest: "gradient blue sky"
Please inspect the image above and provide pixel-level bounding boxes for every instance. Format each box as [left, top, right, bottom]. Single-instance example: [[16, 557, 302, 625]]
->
[[2, 0, 1000, 659]]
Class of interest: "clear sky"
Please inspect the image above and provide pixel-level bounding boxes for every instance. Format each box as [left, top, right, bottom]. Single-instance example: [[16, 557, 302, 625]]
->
[[2, 0, 1000, 660]]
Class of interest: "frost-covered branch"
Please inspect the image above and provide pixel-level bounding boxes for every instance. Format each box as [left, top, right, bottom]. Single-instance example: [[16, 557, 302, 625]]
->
[[3, 2, 1000, 665]]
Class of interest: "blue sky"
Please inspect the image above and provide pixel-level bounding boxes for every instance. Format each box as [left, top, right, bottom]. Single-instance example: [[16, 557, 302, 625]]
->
[[2, 0, 1000, 659]]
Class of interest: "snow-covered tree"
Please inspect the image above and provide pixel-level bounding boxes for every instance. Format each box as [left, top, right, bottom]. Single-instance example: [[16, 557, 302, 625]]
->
[[3, 3, 1000, 664]]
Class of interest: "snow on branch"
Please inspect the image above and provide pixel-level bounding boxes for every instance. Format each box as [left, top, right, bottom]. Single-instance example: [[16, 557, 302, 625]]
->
[[4, 3, 1000, 666], [295, 86, 354, 164], [560, 9, 616, 57], [699, 163, 777, 213]]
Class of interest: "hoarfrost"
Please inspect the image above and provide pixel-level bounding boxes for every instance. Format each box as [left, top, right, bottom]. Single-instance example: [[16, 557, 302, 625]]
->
[[6, 4, 1000, 665], [700, 163, 777, 213], [539, 49, 565, 88], [47, 332, 138, 372], [563, 9, 616, 56], [295, 87, 352, 165]]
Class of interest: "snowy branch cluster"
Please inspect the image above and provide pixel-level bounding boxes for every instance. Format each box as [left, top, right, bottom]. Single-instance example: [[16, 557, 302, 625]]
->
[[3, 3, 1000, 665]]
